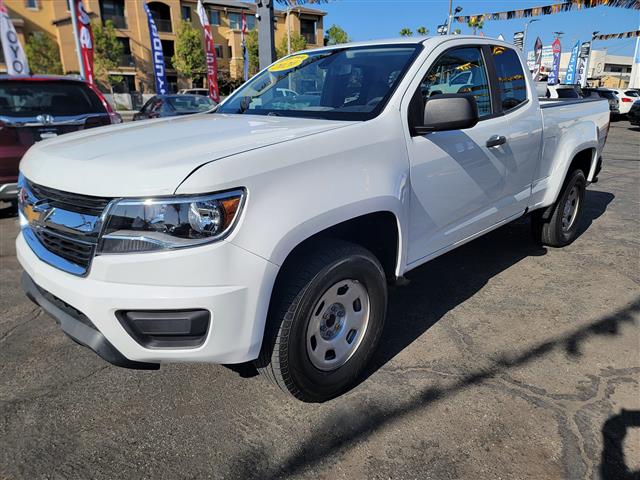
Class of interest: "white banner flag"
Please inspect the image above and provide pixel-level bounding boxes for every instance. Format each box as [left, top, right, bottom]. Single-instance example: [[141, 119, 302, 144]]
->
[[0, 0, 30, 75]]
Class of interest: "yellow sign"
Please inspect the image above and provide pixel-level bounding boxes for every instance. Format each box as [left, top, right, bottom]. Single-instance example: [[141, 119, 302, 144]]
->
[[268, 54, 309, 72]]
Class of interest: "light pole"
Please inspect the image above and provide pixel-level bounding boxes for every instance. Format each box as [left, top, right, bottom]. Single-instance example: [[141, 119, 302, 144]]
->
[[447, 4, 462, 35], [523, 18, 540, 54]]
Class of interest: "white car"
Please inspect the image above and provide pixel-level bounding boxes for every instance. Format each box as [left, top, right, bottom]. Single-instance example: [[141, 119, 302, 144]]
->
[[17, 37, 610, 402], [609, 88, 640, 115]]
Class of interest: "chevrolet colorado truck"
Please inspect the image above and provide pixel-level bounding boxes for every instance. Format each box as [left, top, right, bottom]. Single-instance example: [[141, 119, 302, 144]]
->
[[17, 37, 610, 402]]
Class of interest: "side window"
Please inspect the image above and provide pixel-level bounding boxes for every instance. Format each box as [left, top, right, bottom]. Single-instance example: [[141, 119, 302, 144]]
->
[[419, 47, 491, 117], [491, 46, 528, 111]]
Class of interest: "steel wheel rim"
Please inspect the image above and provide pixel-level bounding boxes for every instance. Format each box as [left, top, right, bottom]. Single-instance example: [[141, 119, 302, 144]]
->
[[306, 279, 371, 371], [562, 185, 580, 232]]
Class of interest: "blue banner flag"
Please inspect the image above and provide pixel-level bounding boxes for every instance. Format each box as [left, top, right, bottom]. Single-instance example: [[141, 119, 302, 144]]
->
[[144, 2, 168, 94], [564, 41, 580, 84]]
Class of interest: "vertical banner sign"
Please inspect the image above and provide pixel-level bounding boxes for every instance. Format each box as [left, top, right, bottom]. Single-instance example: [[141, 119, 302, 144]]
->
[[75, 0, 94, 84], [241, 12, 248, 81], [196, 0, 220, 103], [548, 38, 562, 85], [532, 37, 543, 81], [576, 41, 591, 87], [513, 31, 524, 50], [143, 2, 168, 94], [564, 40, 581, 84], [0, 0, 29, 75]]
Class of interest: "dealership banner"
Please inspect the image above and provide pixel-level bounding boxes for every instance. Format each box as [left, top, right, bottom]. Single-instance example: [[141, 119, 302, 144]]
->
[[564, 40, 581, 84], [143, 2, 168, 94], [576, 41, 592, 87], [513, 31, 525, 49], [454, 0, 639, 24], [532, 37, 543, 81], [74, 0, 94, 84], [547, 37, 562, 85], [196, 0, 220, 103], [241, 11, 248, 81], [592, 29, 640, 40], [0, 0, 29, 75]]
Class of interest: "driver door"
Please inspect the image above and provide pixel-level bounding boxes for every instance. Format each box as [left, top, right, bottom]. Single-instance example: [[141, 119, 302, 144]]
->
[[405, 45, 516, 265]]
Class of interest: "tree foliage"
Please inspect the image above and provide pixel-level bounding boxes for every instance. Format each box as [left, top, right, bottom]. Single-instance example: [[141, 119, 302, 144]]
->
[[416, 26, 429, 36], [25, 32, 62, 74], [467, 18, 484, 35], [399, 28, 413, 37], [325, 24, 349, 45], [173, 20, 206, 85], [246, 29, 260, 73], [92, 20, 123, 88], [276, 32, 307, 59]]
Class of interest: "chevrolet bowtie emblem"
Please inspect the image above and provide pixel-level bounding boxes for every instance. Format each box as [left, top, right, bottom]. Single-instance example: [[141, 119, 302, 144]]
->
[[23, 202, 53, 225]]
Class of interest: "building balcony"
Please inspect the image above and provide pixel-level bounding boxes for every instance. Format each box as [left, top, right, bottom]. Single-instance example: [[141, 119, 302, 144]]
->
[[118, 54, 135, 67], [153, 18, 172, 33], [103, 14, 127, 29]]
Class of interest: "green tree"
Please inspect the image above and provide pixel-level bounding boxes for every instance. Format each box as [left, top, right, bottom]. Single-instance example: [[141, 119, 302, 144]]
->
[[453, 28, 462, 35], [325, 24, 350, 45], [246, 29, 260, 74], [276, 32, 307, 59], [25, 32, 62, 74], [399, 27, 413, 37], [92, 20, 123, 91], [173, 20, 206, 88], [416, 26, 429, 36]]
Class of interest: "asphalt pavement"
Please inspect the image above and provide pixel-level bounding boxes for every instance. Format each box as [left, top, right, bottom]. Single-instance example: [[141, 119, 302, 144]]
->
[[0, 121, 638, 480]]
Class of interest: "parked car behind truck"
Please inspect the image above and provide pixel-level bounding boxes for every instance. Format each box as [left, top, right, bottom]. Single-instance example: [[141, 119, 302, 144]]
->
[[0, 75, 121, 205], [17, 37, 610, 402]]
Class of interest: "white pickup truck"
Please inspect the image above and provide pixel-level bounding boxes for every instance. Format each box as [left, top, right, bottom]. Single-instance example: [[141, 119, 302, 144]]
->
[[17, 37, 609, 402]]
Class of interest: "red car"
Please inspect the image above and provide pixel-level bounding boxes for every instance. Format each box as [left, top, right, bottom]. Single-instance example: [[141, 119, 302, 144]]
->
[[0, 75, 121, 206]]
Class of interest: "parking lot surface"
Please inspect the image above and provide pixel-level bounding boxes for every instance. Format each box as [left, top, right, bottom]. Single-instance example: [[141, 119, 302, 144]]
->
[[1, 121, 638, 480]]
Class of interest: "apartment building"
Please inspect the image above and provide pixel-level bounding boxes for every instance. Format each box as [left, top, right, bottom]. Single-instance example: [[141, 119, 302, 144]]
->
[[0, 0, 326, 93]]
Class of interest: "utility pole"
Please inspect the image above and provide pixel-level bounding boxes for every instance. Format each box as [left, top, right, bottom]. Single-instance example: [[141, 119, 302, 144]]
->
[[447, 3, 462, 35], [523, 18, 540, 54], [67, 0, 85, 79], [256, 0, 276, 69]]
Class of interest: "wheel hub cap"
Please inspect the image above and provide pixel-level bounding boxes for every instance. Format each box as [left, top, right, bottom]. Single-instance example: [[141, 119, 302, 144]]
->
[[306, 279, 370, 371], [562, 186, 580, 232]]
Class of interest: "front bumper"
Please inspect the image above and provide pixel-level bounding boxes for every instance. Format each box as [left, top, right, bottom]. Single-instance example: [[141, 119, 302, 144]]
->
[[0, 182, 18, 200], [17, 232, 279, 367]]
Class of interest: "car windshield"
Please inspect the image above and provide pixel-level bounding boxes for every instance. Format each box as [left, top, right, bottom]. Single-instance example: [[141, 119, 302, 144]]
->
[[216, 45, 421, 120], [0, 80, 104, 117], [167, 95, 215, 112]]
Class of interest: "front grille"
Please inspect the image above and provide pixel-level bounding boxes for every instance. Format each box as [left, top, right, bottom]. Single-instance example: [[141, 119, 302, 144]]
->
[[27, 180, 112, 216], [35, 228, 95, 268]]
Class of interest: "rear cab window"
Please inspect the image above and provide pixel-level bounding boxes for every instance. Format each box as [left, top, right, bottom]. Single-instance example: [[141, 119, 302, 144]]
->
[[490, 46, 528, 111], [0, 80, 105, 118]]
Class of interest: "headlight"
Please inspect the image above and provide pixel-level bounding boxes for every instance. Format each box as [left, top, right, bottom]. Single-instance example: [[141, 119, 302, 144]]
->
[[98, 189, 245, 254]]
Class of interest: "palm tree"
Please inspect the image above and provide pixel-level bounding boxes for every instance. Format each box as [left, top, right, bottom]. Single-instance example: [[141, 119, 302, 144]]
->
[[467, 18, 484, 35], [399, 28, 413, 37], [416, 26, 429, 36]]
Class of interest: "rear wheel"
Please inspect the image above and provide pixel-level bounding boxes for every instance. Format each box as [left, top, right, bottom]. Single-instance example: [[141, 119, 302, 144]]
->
[[256, 239, 387, 402], [532, 168, 586, 247]]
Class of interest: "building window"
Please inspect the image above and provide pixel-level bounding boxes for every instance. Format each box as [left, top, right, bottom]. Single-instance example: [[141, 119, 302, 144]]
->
[[228, 12, 242, 30], [208, 10, 220, 26], [215, 45, 223, 59], [161, 39, 175, 69], [181, 5, 191, 22], [300, 18, 317, 44], [245, 15, 255, 30], [25, 0, 39, 9], [117, 37, 134, 67], [148, 1, 172, 33], [100, 0, 127, 29]]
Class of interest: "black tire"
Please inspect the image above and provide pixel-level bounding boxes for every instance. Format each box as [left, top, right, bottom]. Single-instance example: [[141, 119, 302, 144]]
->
[[532, 168, 587, 247], [256, 239, 387, 402]]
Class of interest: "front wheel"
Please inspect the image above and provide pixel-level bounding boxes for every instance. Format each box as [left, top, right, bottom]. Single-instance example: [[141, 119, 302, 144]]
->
[[256, 240, 387, 402], [532, 168, 587, 247]]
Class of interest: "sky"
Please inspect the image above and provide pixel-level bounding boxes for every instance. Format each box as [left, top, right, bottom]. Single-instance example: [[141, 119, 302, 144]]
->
[[316, 0, 640, 57]]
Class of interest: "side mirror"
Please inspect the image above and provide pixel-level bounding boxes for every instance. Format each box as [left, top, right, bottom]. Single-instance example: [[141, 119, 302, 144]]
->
[[413, 94, 479, 135]]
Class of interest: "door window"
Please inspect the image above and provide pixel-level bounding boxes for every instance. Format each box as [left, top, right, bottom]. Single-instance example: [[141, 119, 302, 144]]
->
[[491, 46, 528, 111], [418, 47, 491, 117]]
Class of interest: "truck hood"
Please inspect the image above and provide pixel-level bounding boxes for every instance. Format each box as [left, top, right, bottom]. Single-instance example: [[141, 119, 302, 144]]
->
[[20, 113, 353, 197]]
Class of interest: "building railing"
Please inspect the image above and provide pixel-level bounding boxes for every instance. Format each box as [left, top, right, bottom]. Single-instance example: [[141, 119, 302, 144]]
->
[[119, 54, 135, 67], [153, 18, 172, 33], [103, 14, 127, 29]]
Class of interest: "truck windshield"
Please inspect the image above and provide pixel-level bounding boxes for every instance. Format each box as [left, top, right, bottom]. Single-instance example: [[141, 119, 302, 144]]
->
[[217, 45, 421, 121]]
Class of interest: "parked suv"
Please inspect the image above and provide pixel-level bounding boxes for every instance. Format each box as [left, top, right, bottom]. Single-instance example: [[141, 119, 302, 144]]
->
[[0, 75, 121, 204], [582, 87, 620, 115]]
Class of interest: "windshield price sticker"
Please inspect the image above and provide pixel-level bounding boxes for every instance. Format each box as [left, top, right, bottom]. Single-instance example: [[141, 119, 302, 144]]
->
[[269, 54, 309, 72]]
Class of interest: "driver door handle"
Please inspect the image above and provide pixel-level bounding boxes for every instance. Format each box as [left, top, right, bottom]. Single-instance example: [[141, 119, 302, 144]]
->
[[486, 135, 507, 148]]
